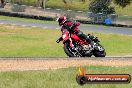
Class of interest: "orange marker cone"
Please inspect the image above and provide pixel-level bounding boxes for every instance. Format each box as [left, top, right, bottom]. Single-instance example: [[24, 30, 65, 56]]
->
[[79, 66, 85, 76]]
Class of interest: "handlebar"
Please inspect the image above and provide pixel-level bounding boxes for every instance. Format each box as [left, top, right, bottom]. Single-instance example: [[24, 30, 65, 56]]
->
[[56, 37, 63, 43]]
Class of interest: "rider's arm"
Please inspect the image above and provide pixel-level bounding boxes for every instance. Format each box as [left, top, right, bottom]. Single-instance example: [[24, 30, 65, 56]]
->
[[63, 21, 73, 30]]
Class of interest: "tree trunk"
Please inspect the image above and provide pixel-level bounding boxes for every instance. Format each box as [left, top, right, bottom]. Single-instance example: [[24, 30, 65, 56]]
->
[[63, 0, 67, 4], [1, 0, 4, 3], [81, 0, 85, 2], [62, 0, 72, 10], [0, 0, 6, 8], [37, 0, 41, 7]]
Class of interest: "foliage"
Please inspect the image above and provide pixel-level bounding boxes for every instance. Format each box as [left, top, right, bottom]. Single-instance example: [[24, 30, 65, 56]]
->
[[89, 0, 115, 14], [114, 0, 131, 8]]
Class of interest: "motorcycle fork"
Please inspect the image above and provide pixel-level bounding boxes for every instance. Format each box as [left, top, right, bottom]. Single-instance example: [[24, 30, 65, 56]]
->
[[69, 35, 82, 57], [69, 34, 74, 48], [69, 38, 74, 48]]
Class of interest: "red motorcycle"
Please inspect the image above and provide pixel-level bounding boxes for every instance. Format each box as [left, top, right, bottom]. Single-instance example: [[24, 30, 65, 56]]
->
[[56, 32, 106, 57]]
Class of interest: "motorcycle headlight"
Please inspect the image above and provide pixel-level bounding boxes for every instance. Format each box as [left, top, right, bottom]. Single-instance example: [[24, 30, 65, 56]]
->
[[62, 34, 66, 39]]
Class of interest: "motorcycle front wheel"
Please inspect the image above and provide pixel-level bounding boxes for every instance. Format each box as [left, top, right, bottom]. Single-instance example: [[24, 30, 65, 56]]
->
[[64, 42, 82, 57]]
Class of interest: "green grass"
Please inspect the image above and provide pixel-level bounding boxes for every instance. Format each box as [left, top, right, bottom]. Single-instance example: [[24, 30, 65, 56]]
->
[[0, 66, 132, 88], [0, 24, 132, 57], [46, 0, 90, 11], [92, 32, 132, 56], [115, 4, 132, 16], [0, 24, 64, 57], [0, 15, 57, 24]]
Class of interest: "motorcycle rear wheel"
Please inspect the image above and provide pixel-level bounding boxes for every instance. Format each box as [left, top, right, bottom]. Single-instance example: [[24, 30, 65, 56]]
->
[[93, 43, 106, 57]]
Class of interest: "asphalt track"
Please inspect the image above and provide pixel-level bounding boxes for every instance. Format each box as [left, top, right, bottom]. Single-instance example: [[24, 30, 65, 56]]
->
[[0, 19, 132, 35]]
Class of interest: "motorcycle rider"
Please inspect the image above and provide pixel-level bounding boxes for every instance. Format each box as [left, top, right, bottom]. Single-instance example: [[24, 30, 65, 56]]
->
[[56, 16, 95, 50]]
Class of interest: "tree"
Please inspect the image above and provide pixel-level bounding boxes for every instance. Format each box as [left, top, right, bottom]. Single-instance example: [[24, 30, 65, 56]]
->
[[62, 0, 70, 10], [37, 0, 49, 8], [89, 0, 115, 14], [89, 0, 131, 14], [114, 0, 131, 8]]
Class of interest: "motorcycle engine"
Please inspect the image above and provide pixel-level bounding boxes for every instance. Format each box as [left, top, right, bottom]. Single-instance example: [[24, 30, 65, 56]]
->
[[82, 45, 90, 50], [81, 44, 93, 57]]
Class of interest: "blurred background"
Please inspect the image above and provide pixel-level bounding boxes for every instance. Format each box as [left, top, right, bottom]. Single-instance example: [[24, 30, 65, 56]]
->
[[0, 0, 131, 25]]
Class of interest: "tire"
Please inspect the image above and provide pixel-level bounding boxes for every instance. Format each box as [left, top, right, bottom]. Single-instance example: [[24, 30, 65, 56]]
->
[[93, 43, 106, 57], [64, 42, 75, 57], [93, 51, 106, 57]]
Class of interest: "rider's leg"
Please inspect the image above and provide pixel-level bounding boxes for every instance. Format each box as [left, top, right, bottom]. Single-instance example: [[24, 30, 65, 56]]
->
[[77, 31, 94, 46]]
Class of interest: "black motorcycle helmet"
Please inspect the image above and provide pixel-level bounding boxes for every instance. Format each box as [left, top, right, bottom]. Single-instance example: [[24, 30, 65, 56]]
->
[[56, 16, 67, 26]]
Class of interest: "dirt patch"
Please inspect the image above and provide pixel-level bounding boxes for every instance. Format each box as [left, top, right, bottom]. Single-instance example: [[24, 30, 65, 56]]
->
[[0, 57, 132, 71]]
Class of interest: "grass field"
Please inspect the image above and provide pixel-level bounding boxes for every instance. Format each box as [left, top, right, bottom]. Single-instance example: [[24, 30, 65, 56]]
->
[[0, 24, 132, 57], [0, 66, 132, 88], [0, 16, 57, 24], [10, 0, 132, 16]]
